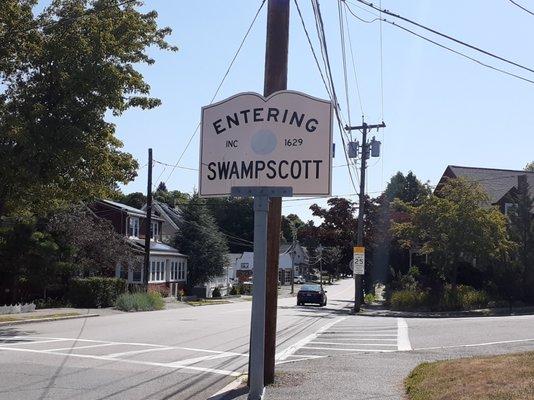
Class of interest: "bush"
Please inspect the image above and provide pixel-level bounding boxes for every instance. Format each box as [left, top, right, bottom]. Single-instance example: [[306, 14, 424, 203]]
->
[[69, 277, 126, 308], [212, 287, 221, 298], [364, 293, 376, 304], [390, 289, 430, 311], [229, 286, 238, 295], [114, 291, 165, 312], [437, 285, 488, 311]]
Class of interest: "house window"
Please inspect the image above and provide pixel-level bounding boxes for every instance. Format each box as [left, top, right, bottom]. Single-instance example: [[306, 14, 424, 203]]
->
[[132, 268, 142, 283], [170, 261, 178, 281], [177, 261, 186, 281], [128, 217, 140, 238], [240, 263, 249, 269], [150, 260, 165, 282], [151, 221, 159, 241]]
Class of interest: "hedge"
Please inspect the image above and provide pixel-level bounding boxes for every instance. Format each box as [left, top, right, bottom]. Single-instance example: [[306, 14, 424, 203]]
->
[[69, 277, 127, 308]]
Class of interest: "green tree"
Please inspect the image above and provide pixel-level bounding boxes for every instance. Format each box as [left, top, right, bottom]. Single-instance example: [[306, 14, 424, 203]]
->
[[115, 192, 146, 209], [524, 161, 534, 172], [309, 198, 358, 275], [174, 194, 228, 288], [384, 171, 431, 205], [507, 177, 534, 301], [0, 0, 177, 216], [281, 214, 305, 244], [392, 178, 513, 287], [209, 197, 254, 253]]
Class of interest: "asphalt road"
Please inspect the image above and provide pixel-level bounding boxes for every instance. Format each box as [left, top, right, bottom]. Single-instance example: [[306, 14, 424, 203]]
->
[[0, 280, 355, 400], [1, 279, 533, 400]]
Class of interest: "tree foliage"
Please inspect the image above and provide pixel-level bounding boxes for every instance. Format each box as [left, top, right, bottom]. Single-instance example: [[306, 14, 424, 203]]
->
[[0, 0, 177, 216], [524, 161, 534, 172], [174, 194, 228, 288], [392, 178, 513, 286], [208, 197, 253, 253], [281, 213, 305, 243]]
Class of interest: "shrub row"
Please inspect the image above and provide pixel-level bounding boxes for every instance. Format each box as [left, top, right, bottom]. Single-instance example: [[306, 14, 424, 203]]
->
[[390, 285, 489, 311], [114, 291, 165, 312], [68, 277, 127, 308]]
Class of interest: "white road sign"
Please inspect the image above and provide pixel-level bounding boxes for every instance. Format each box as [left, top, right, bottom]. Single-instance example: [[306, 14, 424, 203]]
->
[[353, 246, 365, 275], [199, 90, 333, 197]]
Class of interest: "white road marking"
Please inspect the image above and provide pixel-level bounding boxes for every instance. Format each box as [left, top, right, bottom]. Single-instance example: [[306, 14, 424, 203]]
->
[[275, 316, 347, 361], [43, 343, 118, 352], [319, 338, 397, 342], [310, 341, 397, 347], [319, 333, 397, 337], [302, 346, 395, 352], [415, 337, 534, 351], [106, 347, 174, 358], [168, 352, 246, 367], [397, 318, 412, 351], [0, 346, 240, 376]]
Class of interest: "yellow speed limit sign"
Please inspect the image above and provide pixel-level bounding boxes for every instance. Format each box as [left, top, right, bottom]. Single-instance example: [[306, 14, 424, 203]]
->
[[353, 246, 365, 275]]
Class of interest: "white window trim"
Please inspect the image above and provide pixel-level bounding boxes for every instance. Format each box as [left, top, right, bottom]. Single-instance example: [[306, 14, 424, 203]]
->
[[128, 217, 140, 239], [151, 221, 160, 242], [149, 259, 166, 283]]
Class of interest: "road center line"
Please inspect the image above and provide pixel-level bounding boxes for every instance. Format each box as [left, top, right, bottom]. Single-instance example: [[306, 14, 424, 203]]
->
[[43, 343, 119, 352]]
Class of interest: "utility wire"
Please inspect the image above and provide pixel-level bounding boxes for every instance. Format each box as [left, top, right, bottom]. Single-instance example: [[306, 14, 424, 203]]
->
[[353, 0, 534, 75], [343, 2, 534, 86], [343, 6, 365, 117], [164, 0, 267, 185], [311, 0, 360, 194], [508, 0, 534, 16], [293, 0, 332, 98]]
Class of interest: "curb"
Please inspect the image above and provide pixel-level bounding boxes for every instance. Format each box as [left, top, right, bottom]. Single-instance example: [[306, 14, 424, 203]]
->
[[358, 306, 534, 319], [0, 313, 100, 326], [208, 374, 248, 400]]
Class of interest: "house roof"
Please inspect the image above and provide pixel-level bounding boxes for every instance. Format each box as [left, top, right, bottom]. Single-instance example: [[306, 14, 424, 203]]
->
[[438, 165, 534, 205], [144, 201, 182, 230], [130, 238, 187, 257], [100, 199, 164, 221]]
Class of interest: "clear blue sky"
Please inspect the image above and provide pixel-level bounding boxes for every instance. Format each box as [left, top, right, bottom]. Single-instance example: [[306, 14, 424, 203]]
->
[[107, 0, 534, 221]]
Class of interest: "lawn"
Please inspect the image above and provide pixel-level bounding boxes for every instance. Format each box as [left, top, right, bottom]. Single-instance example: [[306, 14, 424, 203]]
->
[[405, 352, 534, 400]]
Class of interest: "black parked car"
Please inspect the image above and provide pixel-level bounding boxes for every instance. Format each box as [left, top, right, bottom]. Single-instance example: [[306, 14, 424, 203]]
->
[[297, 284, 327, 306]]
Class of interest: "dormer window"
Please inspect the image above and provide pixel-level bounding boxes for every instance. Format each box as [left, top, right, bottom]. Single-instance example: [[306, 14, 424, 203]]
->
[[128, 217, 140, 238], [151, 221, 160, 241]]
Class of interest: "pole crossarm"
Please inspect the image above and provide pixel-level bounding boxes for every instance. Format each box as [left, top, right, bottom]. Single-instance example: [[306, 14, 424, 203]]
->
[[345, 121, 386, 131]]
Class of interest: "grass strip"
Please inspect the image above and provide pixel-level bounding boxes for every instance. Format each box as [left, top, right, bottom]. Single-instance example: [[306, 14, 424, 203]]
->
[[405, 352, 534, 400], [0, 312, 80, 323]]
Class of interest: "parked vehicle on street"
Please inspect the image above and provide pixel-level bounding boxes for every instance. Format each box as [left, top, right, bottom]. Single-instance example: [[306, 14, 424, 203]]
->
[[297, 284, 327, 306], [293, 275, 306, 284]]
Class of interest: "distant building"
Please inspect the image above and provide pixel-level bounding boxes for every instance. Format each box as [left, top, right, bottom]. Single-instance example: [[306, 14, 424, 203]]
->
[[437, 165, 534, 215], [89, 199, 187, 296], [229, 242, 309, 285]]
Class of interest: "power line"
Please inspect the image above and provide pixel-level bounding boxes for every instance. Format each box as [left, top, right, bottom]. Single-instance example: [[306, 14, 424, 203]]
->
[[343, 5, 365, 117], [508, 0, 534, 16], [311, 0, 360, 195], [293, 0, 332, 98], [352, 0, 534, 76], [343, 2, 534, 86], [163, 0, 267, 185]]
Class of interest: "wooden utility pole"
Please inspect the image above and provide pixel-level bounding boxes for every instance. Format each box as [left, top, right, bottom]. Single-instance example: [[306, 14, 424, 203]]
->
[[345, 122, 385, 312], [143, 148, 153, 290], [263, 0, 290, 385]]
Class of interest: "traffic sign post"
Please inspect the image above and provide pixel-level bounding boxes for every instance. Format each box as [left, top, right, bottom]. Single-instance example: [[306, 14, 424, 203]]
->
[[353, 246, 365, 276], [199, 90, 332, 399]]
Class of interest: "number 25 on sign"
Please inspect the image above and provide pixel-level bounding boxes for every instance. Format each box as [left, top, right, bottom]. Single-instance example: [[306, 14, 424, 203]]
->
[[353, 246, 365, 275]]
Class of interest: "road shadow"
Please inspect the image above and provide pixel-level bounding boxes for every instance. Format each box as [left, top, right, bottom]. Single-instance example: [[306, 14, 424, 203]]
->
[[278, 304, 353, 316], [0, 326, 36, 343], [207, 385, 248, 400]]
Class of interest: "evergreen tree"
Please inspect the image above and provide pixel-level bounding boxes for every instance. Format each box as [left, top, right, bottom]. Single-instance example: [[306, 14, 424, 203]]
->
[[174, 194, 228, 288]]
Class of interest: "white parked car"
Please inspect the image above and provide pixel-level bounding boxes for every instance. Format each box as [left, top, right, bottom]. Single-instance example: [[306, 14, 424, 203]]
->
[[293, 275, 306, 284]]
